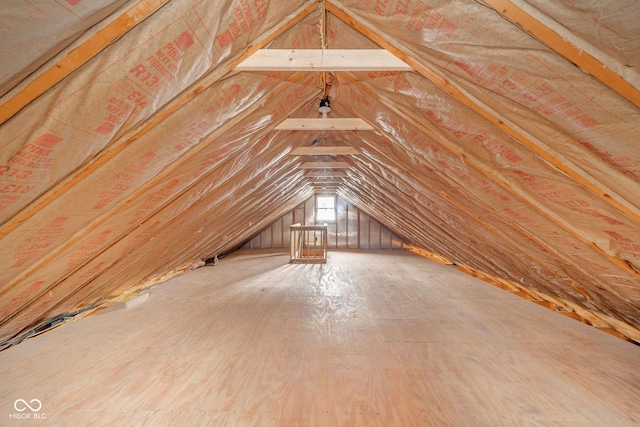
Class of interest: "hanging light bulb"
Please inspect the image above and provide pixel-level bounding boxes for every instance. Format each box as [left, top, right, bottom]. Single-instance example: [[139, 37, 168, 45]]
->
[[318, 95, 331, 118]]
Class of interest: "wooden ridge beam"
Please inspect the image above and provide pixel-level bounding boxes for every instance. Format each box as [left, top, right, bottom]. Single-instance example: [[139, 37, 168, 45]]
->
[[0, 0, 171, 125], [300, 161, 350, 169], [275, 117, 373, 130], [236, 49, 413, 71], [482, 0, 640, 109], [327, 1, 640, 233], [290, 146, 359, 155]]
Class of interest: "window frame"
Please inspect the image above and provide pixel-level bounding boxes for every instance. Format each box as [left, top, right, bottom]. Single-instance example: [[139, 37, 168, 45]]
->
[[316, 194, 336, 222]]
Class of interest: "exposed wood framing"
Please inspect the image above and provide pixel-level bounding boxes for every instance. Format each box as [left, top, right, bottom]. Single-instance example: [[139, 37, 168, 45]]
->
[[406, 245, 453, 265], [437, 189, 625, 308], [309, 181, 343, 186], [0, 1, 318, 239], [77, 135, 305, 303], [326, 1, 640, 232], [101, 175, 308, 300], [340, 95, 632, 324], [343, 143, 568, 285], [305, 171, 347, 177], [342, 74, 640, 283], [309, 176, 343, 182], [275, 117, 373, 130], [343, 171, 620, 330], [200, 179, 311, 259], [481, 0, 640, 109], [0, 0, 171, 125], [290, 146, 359, 155], [236, 49, 412, 71], [334, 166, 445, 252], [0, 76, 315, 321], [20, 166, 311, 330], [340, 178, 486, 265]]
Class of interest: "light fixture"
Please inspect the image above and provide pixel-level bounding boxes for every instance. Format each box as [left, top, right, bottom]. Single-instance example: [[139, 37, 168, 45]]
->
[[319, 95, 331, 118]]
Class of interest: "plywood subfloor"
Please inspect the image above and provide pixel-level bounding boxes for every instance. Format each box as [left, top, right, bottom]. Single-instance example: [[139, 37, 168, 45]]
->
[[1, 249, 639, 426]]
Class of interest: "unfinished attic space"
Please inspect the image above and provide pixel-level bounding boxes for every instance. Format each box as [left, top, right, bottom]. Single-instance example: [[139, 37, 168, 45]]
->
[[1, 0, 640, 424]]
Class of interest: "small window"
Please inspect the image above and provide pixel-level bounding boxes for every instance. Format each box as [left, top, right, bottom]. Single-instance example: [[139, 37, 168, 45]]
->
[[316, 196, 336, 221]]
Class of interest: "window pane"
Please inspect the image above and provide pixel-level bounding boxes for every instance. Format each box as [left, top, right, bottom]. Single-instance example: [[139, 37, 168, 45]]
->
[[317, 197, 334, 209], [317, 196, 335, 221], [317, 208, 335, 221]]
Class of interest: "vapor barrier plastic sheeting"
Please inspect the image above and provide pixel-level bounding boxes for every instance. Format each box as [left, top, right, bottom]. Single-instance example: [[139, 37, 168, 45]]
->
[[521, 0, 640, 73], [0, 0, 312, 222], [0, 0, 129, 96], [337, 73, 640, 304], [331, 76, 640, 326], [0, 0, 318, 342]]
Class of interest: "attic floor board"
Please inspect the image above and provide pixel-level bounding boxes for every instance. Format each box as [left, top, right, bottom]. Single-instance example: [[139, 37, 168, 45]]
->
[[1, 249, 639, 426]]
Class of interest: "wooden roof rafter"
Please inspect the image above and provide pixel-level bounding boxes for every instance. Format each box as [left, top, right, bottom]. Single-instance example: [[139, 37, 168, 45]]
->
[[481, 0, 640, 109], [0, 75, 317, 326], [337, 99, 610, 292], [339, 170, 480, 261], [341, 72, 640, 282], [107, 166, 311, 298], [326, 1, 640, 229], [3, 142, 312, 331], [0, 1, 318, 239], [342, 164, 592, 308], [0, 0, 172, 125]]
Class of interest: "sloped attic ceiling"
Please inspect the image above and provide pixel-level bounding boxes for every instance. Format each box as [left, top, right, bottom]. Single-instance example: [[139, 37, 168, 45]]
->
[[1, 0, 640, 347]]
